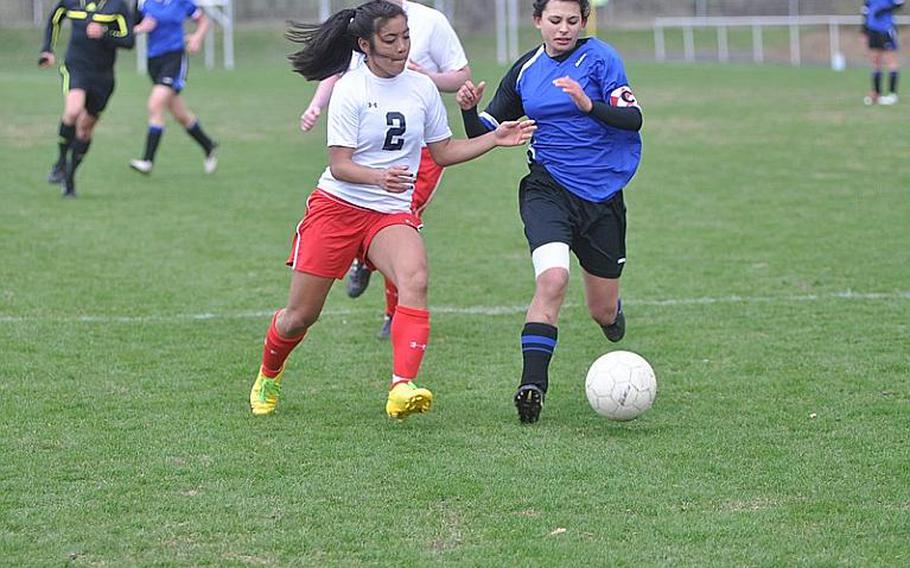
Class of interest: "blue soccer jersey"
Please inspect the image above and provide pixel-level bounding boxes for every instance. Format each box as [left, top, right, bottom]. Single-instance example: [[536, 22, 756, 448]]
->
[[863, 0, 905, 33], [479, 38, 642, 203], [138, 0, 200, 58]]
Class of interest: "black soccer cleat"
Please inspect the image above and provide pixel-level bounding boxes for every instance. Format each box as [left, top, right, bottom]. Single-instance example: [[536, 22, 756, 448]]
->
[[376, 313, 392, 340], [603, 309, 625, 343], [514, 384, 545, 424], [47, 163, 65, 184], [345, 259, 372, 298], [61, 171, 76, 198]]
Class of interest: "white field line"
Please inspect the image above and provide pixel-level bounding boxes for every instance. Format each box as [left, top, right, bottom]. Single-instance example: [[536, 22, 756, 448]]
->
[[0, 290, 908, 325]]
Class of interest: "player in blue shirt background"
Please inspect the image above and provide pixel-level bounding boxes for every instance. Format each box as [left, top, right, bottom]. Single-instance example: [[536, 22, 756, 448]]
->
[[129, 0, 218, 175], [862, 0, 904, 105], [457, 0, 643, 423]]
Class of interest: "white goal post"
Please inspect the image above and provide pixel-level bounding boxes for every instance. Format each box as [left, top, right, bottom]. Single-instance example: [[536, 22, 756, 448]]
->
[[136, 0, 234, 73]]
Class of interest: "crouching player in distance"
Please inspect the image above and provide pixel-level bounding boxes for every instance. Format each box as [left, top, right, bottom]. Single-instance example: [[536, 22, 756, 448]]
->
[[456, 0, 642, 423], [39, 0, 135, 198], [129, 0, 219, 175], [862, 0, 904, 105], [249, 0, 536, 419], [298, 0, 471, 341]]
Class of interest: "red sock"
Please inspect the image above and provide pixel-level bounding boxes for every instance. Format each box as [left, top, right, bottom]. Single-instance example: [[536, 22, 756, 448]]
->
[[390, 305, 430, 383], [384, 278, 399, 317], [260, 311, 305, 378]]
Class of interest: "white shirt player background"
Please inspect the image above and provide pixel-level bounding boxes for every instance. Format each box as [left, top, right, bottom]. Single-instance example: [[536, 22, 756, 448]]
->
[[317, 65, 452, 214], [346, 1, 467, 75]]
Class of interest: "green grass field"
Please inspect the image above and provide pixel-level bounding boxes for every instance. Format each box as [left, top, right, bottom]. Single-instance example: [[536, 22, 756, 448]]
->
[[1, 25, 909, 566]]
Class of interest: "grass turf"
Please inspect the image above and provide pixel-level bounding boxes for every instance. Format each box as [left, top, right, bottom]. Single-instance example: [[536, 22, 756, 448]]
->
[[0, 25, 908, 566]]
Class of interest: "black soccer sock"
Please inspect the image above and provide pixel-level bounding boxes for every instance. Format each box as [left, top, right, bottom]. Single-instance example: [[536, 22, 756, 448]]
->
[[889, 71, 899, 94], [873, 71, 883, 95], [520, 322, 558, 392], [57, 122, 75, 168], [68, 137, 91, 175], [143, 125, 164, 162], [186, 120, 215, 155]]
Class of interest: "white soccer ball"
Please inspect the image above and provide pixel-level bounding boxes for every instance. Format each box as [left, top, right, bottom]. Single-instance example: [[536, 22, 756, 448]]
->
[[585, 350, 657, 421]]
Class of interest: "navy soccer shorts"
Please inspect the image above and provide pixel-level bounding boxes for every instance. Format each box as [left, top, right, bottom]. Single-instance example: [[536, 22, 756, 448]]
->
[[868, 29, 899, 51], [148, 50, 188, 92], [518, 163, 627, 279], [60, 66, 115, 117]]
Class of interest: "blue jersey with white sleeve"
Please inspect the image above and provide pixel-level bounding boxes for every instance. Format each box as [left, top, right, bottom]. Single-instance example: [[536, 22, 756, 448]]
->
[[478, 38, 641, 203], [863, 0, 905, 33], [139, 0, 200, 58]]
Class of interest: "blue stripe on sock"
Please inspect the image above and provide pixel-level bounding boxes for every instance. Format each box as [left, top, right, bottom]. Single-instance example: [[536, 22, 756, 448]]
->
[[522, 334, 557, 348], [522, 346, 555, 354], [149, 125, 164, 134]]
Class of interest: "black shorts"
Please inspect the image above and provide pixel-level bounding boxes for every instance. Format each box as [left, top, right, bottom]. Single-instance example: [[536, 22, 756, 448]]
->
[[60, 65, 114, 116], [519, 164, 627, 279], [148, 50, 188, 92], [868, 29, 899, 51]]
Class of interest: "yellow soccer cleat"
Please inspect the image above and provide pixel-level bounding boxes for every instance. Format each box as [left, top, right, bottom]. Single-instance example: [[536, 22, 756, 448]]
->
[[250, 367, 284, 416], [386, 381, 433, 420]]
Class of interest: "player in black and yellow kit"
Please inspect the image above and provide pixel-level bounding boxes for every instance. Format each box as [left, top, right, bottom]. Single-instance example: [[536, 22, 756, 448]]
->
[[39, 0, 135, 198]]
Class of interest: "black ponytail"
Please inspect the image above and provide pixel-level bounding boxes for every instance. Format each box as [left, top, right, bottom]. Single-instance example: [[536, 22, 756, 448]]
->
[[287, 0, 407, 81]]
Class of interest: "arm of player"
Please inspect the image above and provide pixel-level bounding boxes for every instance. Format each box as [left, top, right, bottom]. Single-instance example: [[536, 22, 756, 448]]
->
[[553, 76, 642, 132], [39, 1, 67, 67], [133, 15, 157, 35], [328, 146, 416, 194], [408, 62, 472, 93], [426, 119, 536, 168], [456, 81, 493, 138], [97, 3, 136, 50], [300, 74, 342, 132], [186, 11, 210, 54]]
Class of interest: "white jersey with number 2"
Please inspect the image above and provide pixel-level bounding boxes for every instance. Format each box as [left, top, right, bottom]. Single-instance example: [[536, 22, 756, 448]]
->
[[317, 64, 452, 214]]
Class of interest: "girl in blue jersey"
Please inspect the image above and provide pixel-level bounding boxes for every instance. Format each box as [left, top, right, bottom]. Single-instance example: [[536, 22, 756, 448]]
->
[[457, 0, 643, 423], [129, 0, 218, 175], [862, 0, 904, 105]]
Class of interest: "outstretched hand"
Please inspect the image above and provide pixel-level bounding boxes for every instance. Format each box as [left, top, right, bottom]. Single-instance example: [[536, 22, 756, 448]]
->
[[553, 76, 593, 113], [456, 80, 486, 110], [494, 119, 537, 147]]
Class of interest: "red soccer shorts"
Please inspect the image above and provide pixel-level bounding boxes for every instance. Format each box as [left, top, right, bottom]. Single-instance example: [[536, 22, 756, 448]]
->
[[411, 147, 445, 216], [286, 190, 422, 279]]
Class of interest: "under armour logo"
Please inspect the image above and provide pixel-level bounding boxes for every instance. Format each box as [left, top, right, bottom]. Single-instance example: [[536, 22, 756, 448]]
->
[[367, 102, 378, 108]]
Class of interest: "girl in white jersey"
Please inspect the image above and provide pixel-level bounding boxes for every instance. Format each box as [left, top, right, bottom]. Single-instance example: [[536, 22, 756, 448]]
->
[[249, 0, 536, 420], [299, 0, 472, 341]]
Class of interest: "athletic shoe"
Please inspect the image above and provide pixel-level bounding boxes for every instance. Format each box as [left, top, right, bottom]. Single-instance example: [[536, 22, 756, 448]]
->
[[385, 381, 432, 420], [129, 159, 153, 175], [250, 366, 284, 416], [878, 93, 899, 105], [514, 384, 544, 424], [603, 308, 625, 343], [345, 260, 372, 298], [62, 170, 76, 198], [376, 314, 392, 340], [47, 163, 65, 184], [204, 147, 218, 174], [863, 93, 879, 106]]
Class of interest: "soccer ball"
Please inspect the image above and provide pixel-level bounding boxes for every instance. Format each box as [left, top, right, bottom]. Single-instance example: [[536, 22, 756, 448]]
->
[[585, 350, 657, 421]]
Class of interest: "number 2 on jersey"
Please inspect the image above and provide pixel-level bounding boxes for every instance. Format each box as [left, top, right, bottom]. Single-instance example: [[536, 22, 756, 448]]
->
[[382, 112, 406, 151]]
